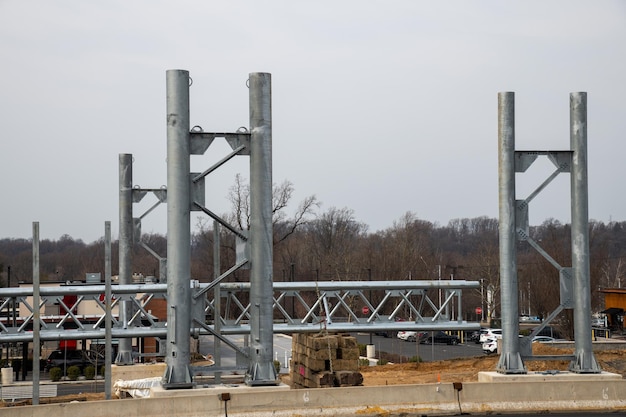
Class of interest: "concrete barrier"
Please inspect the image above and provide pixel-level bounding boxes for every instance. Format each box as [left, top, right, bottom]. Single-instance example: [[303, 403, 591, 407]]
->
[[2, 378, 626, 417], [460, 380, 626, 413]]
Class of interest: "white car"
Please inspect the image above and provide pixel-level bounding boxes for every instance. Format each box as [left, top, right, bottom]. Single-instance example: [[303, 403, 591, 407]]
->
[[591, 317, 606, 328], [532, 336, 556, 343], [397, 331, 418, 342], [482, 338, 498, 354], [479, 329, 502, 344]]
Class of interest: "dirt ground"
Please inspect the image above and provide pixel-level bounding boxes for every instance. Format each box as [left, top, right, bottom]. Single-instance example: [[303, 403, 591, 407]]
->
[[359, 344, 626, 386], [3, 344, 624, 407]]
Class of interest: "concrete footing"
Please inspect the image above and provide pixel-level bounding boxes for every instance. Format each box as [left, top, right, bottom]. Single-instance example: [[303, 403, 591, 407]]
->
[[478, 370, 622, 382], [149, 382, 291, 398], [110, 363, 166, 383]]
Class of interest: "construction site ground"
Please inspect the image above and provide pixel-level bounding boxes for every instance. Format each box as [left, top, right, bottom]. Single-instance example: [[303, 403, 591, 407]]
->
[[3, 344, 624, 407], [357, 343, 626, 386]]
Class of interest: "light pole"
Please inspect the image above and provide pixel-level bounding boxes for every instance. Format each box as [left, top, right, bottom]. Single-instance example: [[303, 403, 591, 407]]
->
[[437, 265, 442, 309], [290, 263, 295, 318], [446, 265, 464, 320], [367, 267, 372, 345], [528, 281, 530, 317], [480, 279, 485, 322]]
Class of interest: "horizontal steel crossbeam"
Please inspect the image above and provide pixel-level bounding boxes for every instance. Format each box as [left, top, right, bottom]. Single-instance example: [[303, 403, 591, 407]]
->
[[0, 280, 480, 344]]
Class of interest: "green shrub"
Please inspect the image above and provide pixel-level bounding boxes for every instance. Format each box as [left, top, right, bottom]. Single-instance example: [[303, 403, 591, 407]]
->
[[84, 365, 96, 380], [99, 365, 106, 376], [49, 367, 62, 381], [273, 360, 281, 374], [67, 365, 81, 381], [408, 356, 422, 363], [358, 358, 370, 367], [358, 344, 367, 356], [376, 358, 388, 366]]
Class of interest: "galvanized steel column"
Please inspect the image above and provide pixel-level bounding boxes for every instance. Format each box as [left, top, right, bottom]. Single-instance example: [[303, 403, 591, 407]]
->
[[245, 72, 277, 385], [116, 153, 134, 364], [104, 221, 113, 399], [569, 92, 601, 373], [163, 69, 193, 387], [213, 221, 222, 384], [496, 92, 526, 374], [32, 222, 40, 404]]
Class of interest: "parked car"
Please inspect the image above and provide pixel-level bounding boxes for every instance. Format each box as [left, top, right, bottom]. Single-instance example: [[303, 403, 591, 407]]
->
[[519, 315, 541, 323], [530, 325, 562, 339], [591, 317, 606, 328], [45, 349, 104, 372], [471, 328, 487, 344], [483, 332, 529, 353], [374, 330, 397, 338], [482, 338, 498, 354], [532, 336, 556, 343], [375, 317, 406, 337], [479, 328, 502, 344], [420, 331, 460, 345], [397, 331, 419, 342]]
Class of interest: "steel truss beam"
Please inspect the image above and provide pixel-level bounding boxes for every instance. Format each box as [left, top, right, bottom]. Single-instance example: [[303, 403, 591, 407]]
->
[[0, 280, 479, 344]]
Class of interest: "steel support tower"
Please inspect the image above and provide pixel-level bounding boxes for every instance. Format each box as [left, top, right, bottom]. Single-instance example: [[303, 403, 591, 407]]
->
[[161, 70, 277, 387], [497, 91, 600, 374]]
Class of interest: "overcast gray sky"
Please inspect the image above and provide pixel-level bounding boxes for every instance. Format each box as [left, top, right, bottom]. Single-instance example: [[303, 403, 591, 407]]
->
[[1, 1, 625, 243]]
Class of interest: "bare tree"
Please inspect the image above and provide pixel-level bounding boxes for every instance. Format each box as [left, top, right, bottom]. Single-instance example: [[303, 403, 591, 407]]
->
[[226, 174, 319, 242], [227, 173, 251, 230], [464, 239, 500, 323], [305, 207, 368, 281], [387, 211, 435, 279]]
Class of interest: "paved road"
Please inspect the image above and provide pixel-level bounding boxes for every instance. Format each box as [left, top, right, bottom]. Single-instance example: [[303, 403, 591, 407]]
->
[[196, 332, 487, 368], [355, 332, 486, 362], [56, 379, 106, 396], [197, 333, 294, 373]]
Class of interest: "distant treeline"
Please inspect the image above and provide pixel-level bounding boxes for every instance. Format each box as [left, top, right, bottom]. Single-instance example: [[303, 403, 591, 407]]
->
[[1, 212, 625, 339]]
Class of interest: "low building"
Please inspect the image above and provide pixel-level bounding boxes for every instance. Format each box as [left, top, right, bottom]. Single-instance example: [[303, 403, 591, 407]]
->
[[599, 288, 625, 333]]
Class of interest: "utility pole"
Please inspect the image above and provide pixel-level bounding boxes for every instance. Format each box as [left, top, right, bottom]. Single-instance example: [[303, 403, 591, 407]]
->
[[368, 267, 372, 345], [437, 265, 442, 309]]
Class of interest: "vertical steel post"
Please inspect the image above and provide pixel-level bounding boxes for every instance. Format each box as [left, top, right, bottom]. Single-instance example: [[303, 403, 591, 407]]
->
[[32, 222, 40, 404], [496, 92, 526, 374], [163, 69, 193, 388], [569, 92, 601, 373], [213, 221, 222, 384], [104, 221, 113, 399], [245, 72, 277, 385], [116, 153, 134, 364]]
